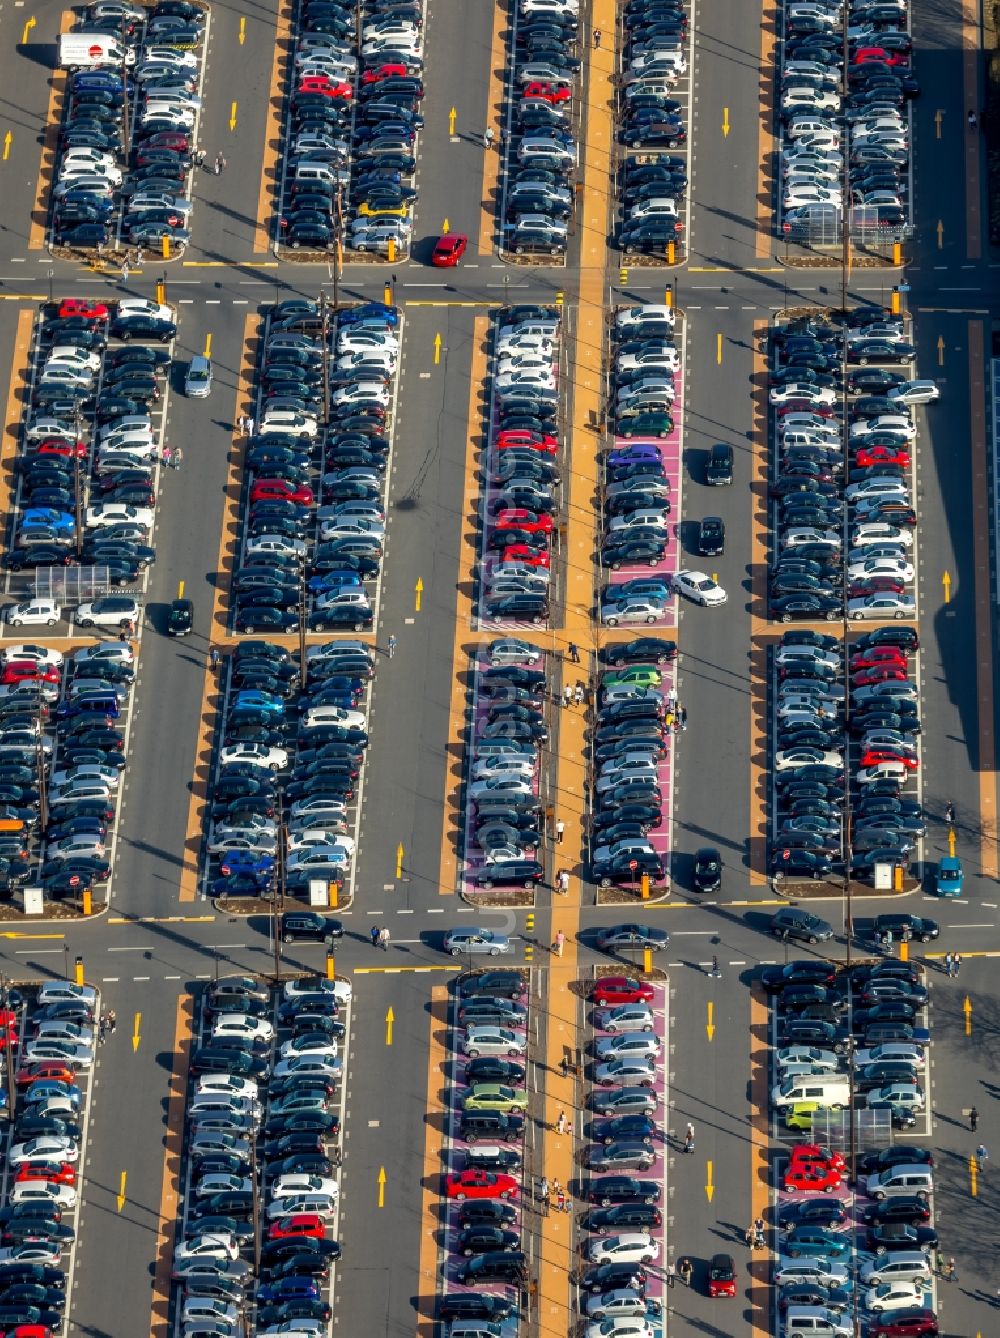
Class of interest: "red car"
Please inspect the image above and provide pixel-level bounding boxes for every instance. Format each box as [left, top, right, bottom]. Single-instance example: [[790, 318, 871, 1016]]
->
[[500, 546, 550, 568], [250, 480, 315, 505], [861, 749, 918, 771], [361, 62, 411, 83], [268, 1213, 326, 1240], [855, 444, 910, 469], [852, 667, 908, 688], [591, 976, 655, 1006], [32, 438, 88, 459], [431, 234, 468, 267], [788, 1143, 847, 1174], [522, 80, 572, 103], [142, 130, 190, 152], [445, 1170, 518, 1201], [298, 75, 351, 98], [57, 298, 108, 321], [15, 1161, 77, 1186], [1, 662, 60, 686], [4, 1327, 55, 1338], [496, 431, 558, 453], [15, 1061, 76, 1088], [783, 1161, 842, 1193], [707, 1252, 736, 1298], [848, 579, 906, 600], [494, 509, 553, 534], [849, 647, 907, 672], [854, 46, 908, 66], [868, 1311, 938, 1338], [776, 402, 835, 419]]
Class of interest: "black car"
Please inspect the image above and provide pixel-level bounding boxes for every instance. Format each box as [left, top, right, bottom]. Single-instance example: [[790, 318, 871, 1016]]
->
[[867, 1221, 938, 1254], [280, 911, 344, 943], [465, 1057, 526, 1086], [460, 971, 527, 999], [705, 443, 733, 484], [856, 1145, 934, 1177], [777, 1197, 848, 1230], [438, 1293, 516, 1322], [586, 1203, 662, 1234], [761, 960, 837, 993], [692, 847, 722, 892], [166, 598, 193, 636], [586, 1175, 661, 1206], [581, 1262, 647, 1295], [861, 1196, 932, 1227], [697, 515, 725, 554]]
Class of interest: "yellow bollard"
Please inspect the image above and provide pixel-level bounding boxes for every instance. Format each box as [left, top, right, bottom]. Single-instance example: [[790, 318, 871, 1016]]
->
[[640, 873, 650, 900], [899, 940, 909, 962], [890, 288, 901, 315], [892, 241, 902, 265], [664, 288, 672, 309], [555, 291, 564, 307], [643, 947, 652, 974], [387, 238, 396, 263], [74, 956, 84, 987], [667, 240, 676, 264], [525, 912, 535, 933], [329, 882, 338, 909], [161, 235, 170, 260], [83, 888, 92, 916], [326, 952, 336, 981], [383, 282, 392, 306], [155, 280, 166, 306], [894, 865, 903, 891], [620, 267, 628, 285]]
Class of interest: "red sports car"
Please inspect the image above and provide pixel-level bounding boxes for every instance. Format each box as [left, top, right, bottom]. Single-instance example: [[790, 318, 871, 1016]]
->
[[855, 444, 910, 469], [854, 46, 908, 66], [707, 1252, 736, 1298], [591, 976, 655, 1006], [861, 749, 918, 771], [493, 509, 554, 534], [500, 546, 551, 568], [783, 1162, 842, 1193], [15, 1161, 77, 1186], [33, 438, 88, 458], [361, 62, 411, 83], [1, 662, 61, 686], [58, 299, 108, 321], [496, 431, 558, 454], [268, 1213, 326, 1240], [431, 234, 468, 267], [788, 1143, 847, 1174], [849, 648, 907, 672], [297, 75, 352, 98], [852, 666, 908, 688], [250, 480, 315, 506], [848, 579, 906, 600], [522, 80, 572, 103], [445, 1170, 518, 1200]]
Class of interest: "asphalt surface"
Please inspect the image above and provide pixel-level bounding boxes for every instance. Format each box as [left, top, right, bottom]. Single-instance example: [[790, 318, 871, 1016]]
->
[[0, 0, 994, 1335]]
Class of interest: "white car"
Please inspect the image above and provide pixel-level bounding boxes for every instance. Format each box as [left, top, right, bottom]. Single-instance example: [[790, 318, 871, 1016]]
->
[[259, 411, 317, 437], [849, 415, 915, 441], [49, 763, 120, 791], [85, 504, 155, 530], [782, 528, 841, 549], [854, 1042, 925, 1069], [174, 1233, 241, 1263], [337, 330, 399, 355], [769, 384, 837, 406], [851, 522, 913, 548], [46, 347, 102, 372], [245, 535, 308, 559], [9, 1181, 78, 1209], [330, 382, 390, 407], [617, 347, 680, 373], [673, 570, 726, 606], [848, 593, 916, 620], [588, 1234, 660, 1265], [117, 298, 174, 322], [783, 185, 843, 208], [3, 644, 64, 668], [773, 1258, 851, 1288], [286, 827, 348, 851], [211, 1014, 273, 1043], [196, 1074, 260, 1099], [75, 598, 140, 629], [596, 1004, 655, 1034], [595, 762, 659, 794], [58, 161, 122, 186], [283, 976, 352, 1004], [10, 1136, 80, 1165], [496, 334, 555, 358], [23, 1041, 94, 1068], [271, 1174, 339, 1200], [615, 303, 675, 330], [586, 1293, 649, 1321], [775, 748, 843, 772], [4, 600, 62, 627], [864, 1281, 924, 1313], [776, 1046, 840, 1071], [887, 380, 939, 405], [218, 744, 288, 770], [594, 1032, 661, 1061], [286, 844, 354, 872], [774, 646, 840, 672], [463, 1026, 527, 1057], [847, 557, 914, 583], [585, 1319, 654, 1338], [856, 763, 910, 786]]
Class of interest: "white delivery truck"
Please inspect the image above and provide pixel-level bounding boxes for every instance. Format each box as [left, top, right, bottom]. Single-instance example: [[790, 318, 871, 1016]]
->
[[59, 33, 134, 69]]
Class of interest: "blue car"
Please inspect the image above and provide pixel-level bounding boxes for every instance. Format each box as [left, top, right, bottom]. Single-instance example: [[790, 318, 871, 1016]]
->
[[338, 301, 399, 328], [21, 509, 75, 533], [783, 1226, 852, 1260], [257, 1277, 321, 1305], [232, 690, 285, 715], [308, 571, 363, 594], [608, 444, 662, 470], [24, 1079, 82, 1108], [218, 851, 275, 878], [72, 72, 126, 92]]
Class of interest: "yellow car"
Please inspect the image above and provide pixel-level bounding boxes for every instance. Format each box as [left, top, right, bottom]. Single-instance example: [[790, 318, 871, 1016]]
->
[[785, 1101, 820, 1131], [357, 202, 411, 220]]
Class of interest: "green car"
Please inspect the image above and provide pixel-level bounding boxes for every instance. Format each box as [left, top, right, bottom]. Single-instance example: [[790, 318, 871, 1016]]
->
[[461, 1084, 528, 1115], [618, 412, 673, 439], [601, 666, 663, 691], [785, 1101, 819, 1131]]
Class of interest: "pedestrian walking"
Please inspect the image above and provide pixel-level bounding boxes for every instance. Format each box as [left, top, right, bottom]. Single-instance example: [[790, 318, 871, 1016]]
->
[[246, 415, 255, 436], [556, 1188, 566, 1211], [135, 246, 144, 265], [954, 952, 963, 975], [556, 818, 565, 843], [557, 869, 570, 895], [107, 1010, 116, 1036], [574, 682, 584, 706], [664, 709, 674, 730], [666, 1261, 676, 1289], [672, 714, 681, 734], [380, 926, 390, 951], [560, 1055, 570, 1079], [209, 648, 221, 670], [172, 447, 183, 469], [593, 27, 602, 46], [538, 1175, 549, 1202], [684, 1121, 694, 1153], [562, 684, 573, 707], [215, 152, 227, 174], [568, 642, 580, 663], [969, 109, 978, 129], [943, 952, 952, 976], [483, 127, 495, 148], [387, 634, 397, 658], [554, 929, 565, 957], [161, 446, 172, 467], [708, 955, 721, 978], [753, 1217, 765, 1249], [120, 261, 130, 286], [935, 1250, 946, 1276], [556, 1110, 567, 1134], [679, 705, 688, 731], [976, 1143, 988, 1171], [970, 1106, 979, 1131], [946, 1257, 957, 1282], [946, 801, 956, 824], [98, 1016, 108, 1045], [370, 926, 380, 948], [678, 1257, 693, 1287]]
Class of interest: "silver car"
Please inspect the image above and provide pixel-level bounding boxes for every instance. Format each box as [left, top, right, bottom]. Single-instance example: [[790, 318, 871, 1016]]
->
[[443, 928, 511, 957], [185, 354, 212, 398]]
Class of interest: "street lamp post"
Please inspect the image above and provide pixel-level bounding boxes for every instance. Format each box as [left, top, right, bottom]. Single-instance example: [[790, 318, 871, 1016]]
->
[[272, 789, 285, 984]]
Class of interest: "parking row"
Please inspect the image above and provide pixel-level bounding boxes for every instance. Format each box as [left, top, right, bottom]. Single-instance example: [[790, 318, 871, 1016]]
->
[[0, 979, 103, 1334], [231, 299, 402, 638], [616, 0, 692, 260], [172, 973, 351, 1336], [477, 305, 564, 629], [205, 637, 373, 906], [497, 0, 580, 260], [53, 1, 207, 256], [778, 0, 915, 244]]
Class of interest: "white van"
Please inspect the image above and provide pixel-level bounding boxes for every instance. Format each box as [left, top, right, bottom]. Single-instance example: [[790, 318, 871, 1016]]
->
[[59, 32, 133, 69], [865, 1164, 933, 1201], [771, 1075, 850, 1109]]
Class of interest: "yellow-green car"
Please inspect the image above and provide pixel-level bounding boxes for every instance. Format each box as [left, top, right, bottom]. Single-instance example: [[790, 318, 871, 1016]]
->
[[785, 1101, 820, 1131], [601, 666, 664, 691], [461, 1084, 528, 1115]]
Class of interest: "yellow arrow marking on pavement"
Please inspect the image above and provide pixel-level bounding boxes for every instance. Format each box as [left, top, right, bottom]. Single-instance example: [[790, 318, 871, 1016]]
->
[[0, 932, 63, 940], [377, 1166, 386, 1207], [203, 332, 212, 358], [442, 218, 450, 234], [448, 106, 457, 135], [936, 220, 944, 249], [132, 1013, 141, 1053], [964, 995, 973, 1036], [385, 1006, 394, 1045], [937, 335, 945, 367], [239, 16, 246, 43], [433, 333, 442, 366], [415, 576, 424, 610], [229, 102, 238, 132], [2, 133, 11, 163], [705, 1161, 715, 1202], [722, 107, 730, 137], [178, 580, 185, 599], [117, 1171, 127, 1212], [716, 333, 723, 365], [942, 569, 951, 602], [970, 1154, 978, 1196], [706, 1001, 715, 1041], [948, 828, 956, 857], [20, 17, 36, 45], [396, 842, 404, 878]]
